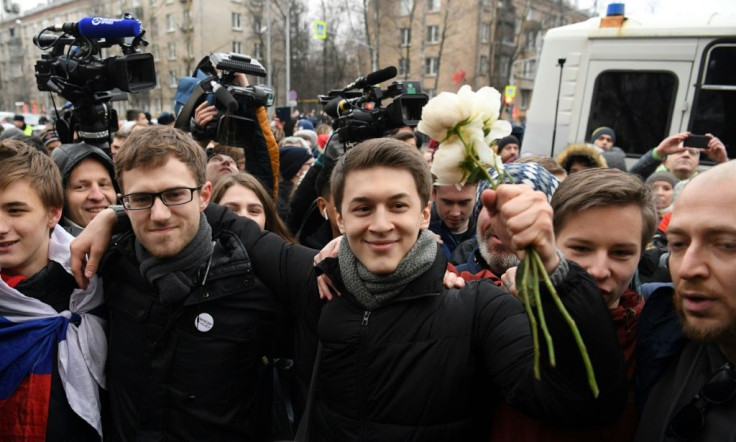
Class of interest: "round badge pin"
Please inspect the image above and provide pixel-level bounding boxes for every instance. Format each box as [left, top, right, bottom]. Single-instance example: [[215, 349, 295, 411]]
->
[[195, 313, 214, 332]]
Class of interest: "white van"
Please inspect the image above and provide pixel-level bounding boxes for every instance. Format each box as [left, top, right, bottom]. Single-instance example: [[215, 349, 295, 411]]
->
[[522, 6, 736, 162]]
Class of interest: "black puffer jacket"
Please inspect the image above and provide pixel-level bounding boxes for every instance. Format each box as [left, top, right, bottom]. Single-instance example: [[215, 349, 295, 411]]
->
[[100, 225, 281, 442], [225, 210, 628, 442]]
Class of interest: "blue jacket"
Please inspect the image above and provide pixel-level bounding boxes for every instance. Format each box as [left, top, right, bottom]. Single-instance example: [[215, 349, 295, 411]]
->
[[428, 218, 475, 264]]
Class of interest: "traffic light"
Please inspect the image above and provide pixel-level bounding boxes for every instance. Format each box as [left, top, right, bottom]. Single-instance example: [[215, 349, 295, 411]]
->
[[504, 94, 514, 106]]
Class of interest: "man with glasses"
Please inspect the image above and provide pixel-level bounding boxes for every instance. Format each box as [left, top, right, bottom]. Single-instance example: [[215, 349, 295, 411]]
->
[[635, 160, 736, 441], [93, 125, 291, 440]]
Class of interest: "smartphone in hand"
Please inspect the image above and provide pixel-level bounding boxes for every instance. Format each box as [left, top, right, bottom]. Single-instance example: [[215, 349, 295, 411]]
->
[[685, 134, 710, 149]]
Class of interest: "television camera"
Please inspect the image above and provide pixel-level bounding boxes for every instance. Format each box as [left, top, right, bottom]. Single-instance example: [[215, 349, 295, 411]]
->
[[33, 14, 156, 146], [174, 52, 275, 147], [319, 66, 428, 146]]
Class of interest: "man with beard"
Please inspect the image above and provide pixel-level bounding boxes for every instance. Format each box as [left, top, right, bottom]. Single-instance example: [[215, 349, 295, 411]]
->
[[635, 160, 736, 441], [453, 162, 559, 283]]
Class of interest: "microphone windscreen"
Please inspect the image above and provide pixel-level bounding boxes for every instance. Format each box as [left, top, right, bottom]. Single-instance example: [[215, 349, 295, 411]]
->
[[365, 66, 397, 86], [77, 17, 142, 39]]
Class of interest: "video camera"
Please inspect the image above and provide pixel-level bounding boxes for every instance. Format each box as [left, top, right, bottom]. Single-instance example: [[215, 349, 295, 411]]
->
[[33, 14, 156, 147], [319, 66, 428, 145], [174, 52, 275, 146]]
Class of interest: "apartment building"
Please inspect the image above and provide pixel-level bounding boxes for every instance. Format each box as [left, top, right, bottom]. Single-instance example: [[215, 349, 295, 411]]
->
[[368, 0, 589, 122], [0, 0, 270, 117]]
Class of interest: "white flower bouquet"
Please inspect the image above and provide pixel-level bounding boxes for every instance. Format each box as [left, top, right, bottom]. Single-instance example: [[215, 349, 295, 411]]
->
[[418, 85, 599, 397]]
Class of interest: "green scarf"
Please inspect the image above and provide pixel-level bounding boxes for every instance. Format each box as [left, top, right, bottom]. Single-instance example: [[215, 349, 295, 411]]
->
[[338, 229, 438, 311]]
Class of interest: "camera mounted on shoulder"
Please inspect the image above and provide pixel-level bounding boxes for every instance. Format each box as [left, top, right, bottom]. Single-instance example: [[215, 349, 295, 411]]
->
[[174, 52, 275, 147], [33, 14, 156, 148], [318, 66, 428, 148]]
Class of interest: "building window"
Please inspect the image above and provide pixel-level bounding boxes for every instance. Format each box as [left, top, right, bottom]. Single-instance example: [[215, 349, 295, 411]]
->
[[166, 14, 175, 32], [521, 89, 531, 109], [150, 0, 157, 6], [182, 9, 193, 29], [233, 41, 243, 53], [399, 28, 411, 46], [498, 55, 510, 77], [481, 22, 490, 44], [521, 59, 536, 79], [425, 57, 439, 76], [428, 0, 440, 12], [399, 0, 414, 15], [478, 55, 488, 75], [167, 42, 176, 59], [427, 25, 439, 44], [150, 43, 159, 58], [149, 17, 158, 34], [169, 69, 178, 87], [398, 57, 410, 76], [254, 42, 264, 59], [232, 12, 242, 29]]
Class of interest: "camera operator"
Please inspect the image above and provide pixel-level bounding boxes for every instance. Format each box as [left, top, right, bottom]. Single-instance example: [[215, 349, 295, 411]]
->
[[187, 71, 281, 199], [286, 67, 427, 239]]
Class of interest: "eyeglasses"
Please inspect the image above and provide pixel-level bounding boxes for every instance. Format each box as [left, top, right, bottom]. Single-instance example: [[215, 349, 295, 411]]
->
[[121, 186, 201, 210], [667, 362, 736, 441]]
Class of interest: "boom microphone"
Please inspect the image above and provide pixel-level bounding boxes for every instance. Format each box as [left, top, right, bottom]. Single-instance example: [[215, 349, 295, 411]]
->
[[343, 66, 397, 91], [51, 17, 142, 39]]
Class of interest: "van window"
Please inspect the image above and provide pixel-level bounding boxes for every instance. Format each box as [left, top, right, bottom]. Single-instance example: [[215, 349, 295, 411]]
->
[[586, 71, 677, 156], [690, 42, 736, 160]]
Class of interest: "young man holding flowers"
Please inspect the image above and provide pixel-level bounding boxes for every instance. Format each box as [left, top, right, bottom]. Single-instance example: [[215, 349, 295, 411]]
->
[[70, 86, 627, 441]]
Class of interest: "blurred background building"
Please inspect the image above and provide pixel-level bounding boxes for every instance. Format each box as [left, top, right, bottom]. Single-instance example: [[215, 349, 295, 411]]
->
[[0, 0, 590, 123]]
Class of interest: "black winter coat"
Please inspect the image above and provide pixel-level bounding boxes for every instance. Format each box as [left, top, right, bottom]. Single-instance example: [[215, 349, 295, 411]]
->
[[100, 224, 282, 442], [218, 207, 628, 442]]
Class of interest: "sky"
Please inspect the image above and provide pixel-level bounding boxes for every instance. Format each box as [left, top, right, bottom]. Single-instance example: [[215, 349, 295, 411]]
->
[[11, 0, 736, 18], [575, 0, 736, 19]]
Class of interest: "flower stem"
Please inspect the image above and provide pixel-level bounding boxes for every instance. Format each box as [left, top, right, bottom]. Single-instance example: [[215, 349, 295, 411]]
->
[[518, 253, 540, 379], [472, 154, 598, 397], [531, 250, 600, 398], [530, 248, 556, 368]]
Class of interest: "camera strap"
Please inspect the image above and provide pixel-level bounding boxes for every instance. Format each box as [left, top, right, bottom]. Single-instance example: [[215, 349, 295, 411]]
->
[[173, 75, 215, 130]]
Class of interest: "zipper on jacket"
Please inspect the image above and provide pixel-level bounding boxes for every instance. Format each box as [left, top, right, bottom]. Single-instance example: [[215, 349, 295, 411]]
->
[[359, 310, 370, 441]]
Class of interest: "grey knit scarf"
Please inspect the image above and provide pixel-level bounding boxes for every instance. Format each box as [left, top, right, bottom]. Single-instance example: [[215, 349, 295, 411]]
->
[[135, 212, 214, 306], [338, 229, 438, 311]]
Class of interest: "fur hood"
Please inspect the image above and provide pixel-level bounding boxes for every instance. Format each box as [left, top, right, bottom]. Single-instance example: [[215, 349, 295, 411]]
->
[[556, 143, 608, 172]]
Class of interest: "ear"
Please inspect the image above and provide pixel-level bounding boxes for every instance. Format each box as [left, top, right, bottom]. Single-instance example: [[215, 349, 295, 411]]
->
[[335, 210, 346, 234], [316, 197, 329, 220], [199, 181, 212, 210], [420, 202, 431, 229], [47, 206, 62, 229]]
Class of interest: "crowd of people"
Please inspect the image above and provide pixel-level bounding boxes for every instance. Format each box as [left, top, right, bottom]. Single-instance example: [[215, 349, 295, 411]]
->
[[0, 93, 734, 442]]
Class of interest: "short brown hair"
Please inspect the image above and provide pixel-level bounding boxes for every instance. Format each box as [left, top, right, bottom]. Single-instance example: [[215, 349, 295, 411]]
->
[[211, 172, 296, 243], [331, 138, 431, 213], [0, 139, 63, 210], [212, 144, 245, 168], [551, 168, 657, 249], [115, 126, 206, 192]]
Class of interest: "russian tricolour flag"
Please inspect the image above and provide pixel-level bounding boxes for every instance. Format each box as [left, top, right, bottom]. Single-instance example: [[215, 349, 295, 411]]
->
[[0, 227, 106, 439]]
